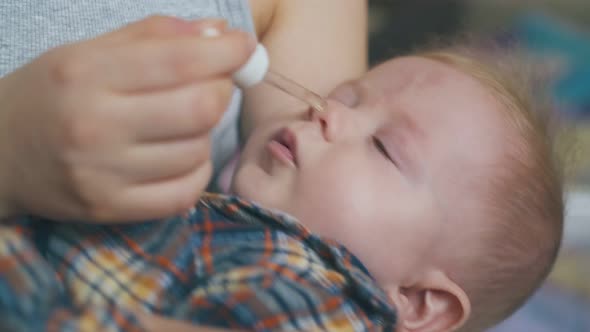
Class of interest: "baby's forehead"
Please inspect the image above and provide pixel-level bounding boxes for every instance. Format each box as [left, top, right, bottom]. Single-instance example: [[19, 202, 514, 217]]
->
[[367, 56, 478, 92], [367, 56, 506, 121], [366, 63, 498, 131]]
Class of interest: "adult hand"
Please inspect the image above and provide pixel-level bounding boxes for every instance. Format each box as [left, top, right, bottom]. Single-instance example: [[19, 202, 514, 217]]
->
[[0, 16, 255, 222]]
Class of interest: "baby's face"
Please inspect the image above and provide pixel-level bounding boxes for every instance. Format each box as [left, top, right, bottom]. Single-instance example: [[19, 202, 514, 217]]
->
[[232, 56, 509, 283]]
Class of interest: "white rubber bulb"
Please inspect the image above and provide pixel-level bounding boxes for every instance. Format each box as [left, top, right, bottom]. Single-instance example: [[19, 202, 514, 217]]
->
[[200, 27, 269, 88], [232, 43, 269, 88]]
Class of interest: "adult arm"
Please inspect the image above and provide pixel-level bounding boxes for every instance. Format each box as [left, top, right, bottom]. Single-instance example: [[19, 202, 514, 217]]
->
[[240, 0, 368, 138]]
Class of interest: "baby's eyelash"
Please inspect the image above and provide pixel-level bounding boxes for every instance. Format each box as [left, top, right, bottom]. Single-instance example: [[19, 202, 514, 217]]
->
[[372, 136, 395, 165]]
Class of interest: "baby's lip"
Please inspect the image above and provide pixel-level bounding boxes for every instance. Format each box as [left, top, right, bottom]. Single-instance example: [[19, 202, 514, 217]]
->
[[268, 127, 298, 167]]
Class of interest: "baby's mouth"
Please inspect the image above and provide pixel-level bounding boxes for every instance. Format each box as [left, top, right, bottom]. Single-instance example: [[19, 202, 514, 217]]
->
[[267, 127, 298, 167]]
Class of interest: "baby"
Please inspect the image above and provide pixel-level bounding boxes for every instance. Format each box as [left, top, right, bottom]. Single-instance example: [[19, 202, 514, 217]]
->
[[0, 48, 564, 332], [234, 48, 565, 331]]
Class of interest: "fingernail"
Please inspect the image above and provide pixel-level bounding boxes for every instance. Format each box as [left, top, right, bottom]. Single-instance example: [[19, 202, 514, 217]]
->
[[245, 33, 258, 51], [201, 27, 221, 37]]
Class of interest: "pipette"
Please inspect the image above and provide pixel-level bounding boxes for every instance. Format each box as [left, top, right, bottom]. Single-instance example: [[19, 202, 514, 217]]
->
[[263, 70, 326, 113], [233, 44, 326, 113]]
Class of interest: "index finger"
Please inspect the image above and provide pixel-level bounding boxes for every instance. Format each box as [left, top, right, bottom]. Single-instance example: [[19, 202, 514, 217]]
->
[[102, 30, 256, 92], [97, 16, 228, 45]]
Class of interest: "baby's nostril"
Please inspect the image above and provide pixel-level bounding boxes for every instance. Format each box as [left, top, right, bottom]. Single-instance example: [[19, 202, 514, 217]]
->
[[308, 105, 323, 122], [319, 117, 328, 133]]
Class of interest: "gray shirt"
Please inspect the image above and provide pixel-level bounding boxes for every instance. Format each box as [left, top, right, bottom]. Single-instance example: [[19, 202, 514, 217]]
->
[[0, 0, 255, 175]]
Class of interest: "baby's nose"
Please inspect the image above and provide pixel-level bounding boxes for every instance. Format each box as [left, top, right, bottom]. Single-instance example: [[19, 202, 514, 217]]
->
[[308, 100, 344, 142]]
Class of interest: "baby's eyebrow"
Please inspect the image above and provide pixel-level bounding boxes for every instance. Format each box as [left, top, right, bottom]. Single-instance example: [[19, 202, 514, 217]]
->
[[390, 111, 426, 175], [398, 111, 426, 142]]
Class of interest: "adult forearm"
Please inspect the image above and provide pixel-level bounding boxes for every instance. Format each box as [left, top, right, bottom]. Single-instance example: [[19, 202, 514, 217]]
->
[[241, 0, 368, 139]]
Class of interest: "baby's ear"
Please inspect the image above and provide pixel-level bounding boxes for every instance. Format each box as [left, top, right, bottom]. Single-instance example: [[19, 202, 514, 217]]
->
[[384, 270, 471, 332]]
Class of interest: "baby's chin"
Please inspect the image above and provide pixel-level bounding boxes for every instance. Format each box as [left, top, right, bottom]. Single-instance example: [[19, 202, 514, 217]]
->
[[229, 172, 277, 208], [227, 173, 246, 197]]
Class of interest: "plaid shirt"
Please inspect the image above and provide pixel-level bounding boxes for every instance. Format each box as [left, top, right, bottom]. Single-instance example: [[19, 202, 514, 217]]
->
[[0, 193, 396, 332]]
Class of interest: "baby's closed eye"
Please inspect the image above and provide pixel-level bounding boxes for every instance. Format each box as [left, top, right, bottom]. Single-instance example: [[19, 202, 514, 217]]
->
[[372, 136, 396, 166]]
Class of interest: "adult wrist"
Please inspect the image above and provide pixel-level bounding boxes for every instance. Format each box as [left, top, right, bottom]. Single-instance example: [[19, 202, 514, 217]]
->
[[0, 79, 18, 221]]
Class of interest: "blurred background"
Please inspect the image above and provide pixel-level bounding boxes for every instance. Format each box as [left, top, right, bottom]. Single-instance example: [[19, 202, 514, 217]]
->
[[367, 1, 590, 331]]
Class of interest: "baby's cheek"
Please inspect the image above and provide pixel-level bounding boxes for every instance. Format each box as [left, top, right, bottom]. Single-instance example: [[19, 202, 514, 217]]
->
[[295, 168, 375, 228]]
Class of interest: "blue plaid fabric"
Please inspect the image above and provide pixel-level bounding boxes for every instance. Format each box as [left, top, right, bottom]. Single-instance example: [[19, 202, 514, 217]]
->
[[0, 193, 396, 331]]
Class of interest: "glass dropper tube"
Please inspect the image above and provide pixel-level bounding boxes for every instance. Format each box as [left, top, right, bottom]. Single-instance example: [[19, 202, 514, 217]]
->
[[233, 43, 327, 113], [263, 70, 327, 113]]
